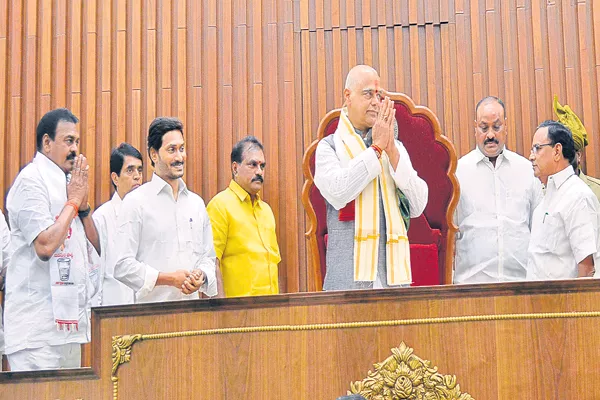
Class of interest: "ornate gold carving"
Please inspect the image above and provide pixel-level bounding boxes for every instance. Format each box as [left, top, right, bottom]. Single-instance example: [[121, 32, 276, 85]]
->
[[349, 342, 473, 400], [111, 334, 142, 400], [112, 334, 143, 376], [110, 311, 600, 399]]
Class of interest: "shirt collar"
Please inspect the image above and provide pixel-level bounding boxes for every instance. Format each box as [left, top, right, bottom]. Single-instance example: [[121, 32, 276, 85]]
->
[[110, 191, 123, 214], [148, 173, 188, 196], [110, 190, 123, 206], [547, 165, 575, 191], [33, 152, 68, 181], [228, 179, 261, 205], [474, 146, 509, 165]]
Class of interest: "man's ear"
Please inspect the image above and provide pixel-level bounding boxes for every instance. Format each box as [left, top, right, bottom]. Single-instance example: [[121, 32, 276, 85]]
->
[[42, 134, 52, 153], [110, 172, 119, 188], [232, 162, 239, 176], [554, 143, 563, 161], [149, 147, 158, 165], [343, 88, 351, 105]]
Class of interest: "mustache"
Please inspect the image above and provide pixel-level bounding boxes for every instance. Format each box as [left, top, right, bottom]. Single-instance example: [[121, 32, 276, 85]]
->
[[170, 161, 184, 167], [484, 138, 499, 145], [252, 175, 264, 183], [66, 152, 77, 161]]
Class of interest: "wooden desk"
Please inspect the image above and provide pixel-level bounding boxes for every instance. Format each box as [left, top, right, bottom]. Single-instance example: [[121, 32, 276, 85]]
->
[[1, 280, 600, 399]]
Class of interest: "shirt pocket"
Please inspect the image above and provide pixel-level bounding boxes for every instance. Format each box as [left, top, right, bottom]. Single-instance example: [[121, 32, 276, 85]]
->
[[536, 213, 561, 252], [183, 216, 205, 256]]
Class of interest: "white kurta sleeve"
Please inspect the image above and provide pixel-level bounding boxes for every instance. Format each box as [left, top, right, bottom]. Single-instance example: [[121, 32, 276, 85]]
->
[[194, 208, 217, 297], [389, 140, 429, 217], [0, 212, 10, 278], [313, 138, 382, 210], [564, 196, 599, 264], [10, 176, 55, 246], [113, 198, 159, 298]]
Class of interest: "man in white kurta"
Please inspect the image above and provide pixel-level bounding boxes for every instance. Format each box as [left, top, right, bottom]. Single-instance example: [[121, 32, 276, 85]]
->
[[0, 211, 11, 359], [527, 121, 600, 279], [114, 117, 217, 301], [4, 109, 101, 371], [455, 97, 542, 283], [92, 143, 143, 306], [314, 65, 428, 290]]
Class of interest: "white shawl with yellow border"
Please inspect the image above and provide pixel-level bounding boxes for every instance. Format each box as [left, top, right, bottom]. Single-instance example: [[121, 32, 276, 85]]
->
[[334, 109, 412, 285]]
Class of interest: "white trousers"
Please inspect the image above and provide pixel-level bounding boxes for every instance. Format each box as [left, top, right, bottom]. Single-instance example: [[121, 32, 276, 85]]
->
[[7, 343, 81, 371]]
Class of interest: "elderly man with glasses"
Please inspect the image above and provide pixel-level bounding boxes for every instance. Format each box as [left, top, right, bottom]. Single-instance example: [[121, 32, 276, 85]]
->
[[527, 120, 600, 280], [453, 96, 543, 284]]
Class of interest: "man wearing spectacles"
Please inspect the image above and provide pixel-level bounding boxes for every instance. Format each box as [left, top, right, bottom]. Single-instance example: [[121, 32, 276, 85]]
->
[[454, 96, 542, 284], [527, 120, 600, 280], [313, 65, 428, 290], [91, 143, 144, 306]]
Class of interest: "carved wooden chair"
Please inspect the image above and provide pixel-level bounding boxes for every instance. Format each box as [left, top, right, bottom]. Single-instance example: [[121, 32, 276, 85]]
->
[[301, 92, 459, 291]]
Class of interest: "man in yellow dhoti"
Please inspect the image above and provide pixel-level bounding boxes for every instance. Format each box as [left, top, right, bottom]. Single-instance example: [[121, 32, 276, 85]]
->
[[554, 95, 600, 200]]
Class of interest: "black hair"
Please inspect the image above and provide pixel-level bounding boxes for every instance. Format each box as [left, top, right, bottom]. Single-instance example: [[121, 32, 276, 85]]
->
[[537, 120, 576, 164], [36, 108, 79, 151], [475, 96, 507, 119], [110, 143, 144, 189], [231, 136, 264, 164], [147, 117, 183, 167], [230, 136, 265, 179]]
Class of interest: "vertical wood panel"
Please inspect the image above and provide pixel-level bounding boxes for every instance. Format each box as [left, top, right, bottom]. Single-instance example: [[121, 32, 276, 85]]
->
[[1, 0, 599, 296]]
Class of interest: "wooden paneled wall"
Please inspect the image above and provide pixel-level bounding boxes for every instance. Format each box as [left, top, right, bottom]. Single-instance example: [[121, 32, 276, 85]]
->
[[296, 0, 600, 173], [1, 1, 599, 292], [0, 0, 302, 292]]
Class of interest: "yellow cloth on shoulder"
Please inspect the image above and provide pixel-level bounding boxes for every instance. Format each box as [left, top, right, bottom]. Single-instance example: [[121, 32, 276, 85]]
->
[[334, 109, 411, 285]]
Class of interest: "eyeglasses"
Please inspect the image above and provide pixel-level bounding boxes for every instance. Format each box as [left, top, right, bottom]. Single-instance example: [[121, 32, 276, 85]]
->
[[530, 143, 554, 154]]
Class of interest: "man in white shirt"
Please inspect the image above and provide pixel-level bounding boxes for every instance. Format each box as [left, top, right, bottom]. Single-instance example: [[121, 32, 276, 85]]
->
[[92, 143, 144, 306], [114, 117, 218, 302], [527, 120, 600, 279], [454, 97, 542, 283], [0, 211, 11, 363], [4, 108, 101, 371], [313, 65, 428, 291]]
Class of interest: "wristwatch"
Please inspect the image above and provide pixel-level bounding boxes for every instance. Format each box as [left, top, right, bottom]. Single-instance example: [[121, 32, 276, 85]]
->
[[79, 203, 92, 218]]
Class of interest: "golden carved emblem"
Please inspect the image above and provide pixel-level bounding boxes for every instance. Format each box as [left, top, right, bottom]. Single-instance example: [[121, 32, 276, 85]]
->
[[111, 334, 143, 399], [111, 334, 143, 376], [349, 342, 473, 400]]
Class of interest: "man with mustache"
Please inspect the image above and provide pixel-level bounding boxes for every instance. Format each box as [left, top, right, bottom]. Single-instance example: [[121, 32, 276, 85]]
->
[[3, 108, 101, 370], [114, 117, 218, 302], [91, 143, 144, 306], [527, 120, 600, 279], [206, 136, 281, 297], [313, 65, 428, 290], [454, 97, 542, 283]]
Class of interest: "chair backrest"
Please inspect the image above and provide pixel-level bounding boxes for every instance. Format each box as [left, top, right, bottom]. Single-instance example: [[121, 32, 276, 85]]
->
[[301, 92, 459, 291]]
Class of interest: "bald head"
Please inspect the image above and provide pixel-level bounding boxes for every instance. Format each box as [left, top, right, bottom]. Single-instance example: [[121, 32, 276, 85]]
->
[[345, 65, 379, 91], [343, 65, 381, 131]]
